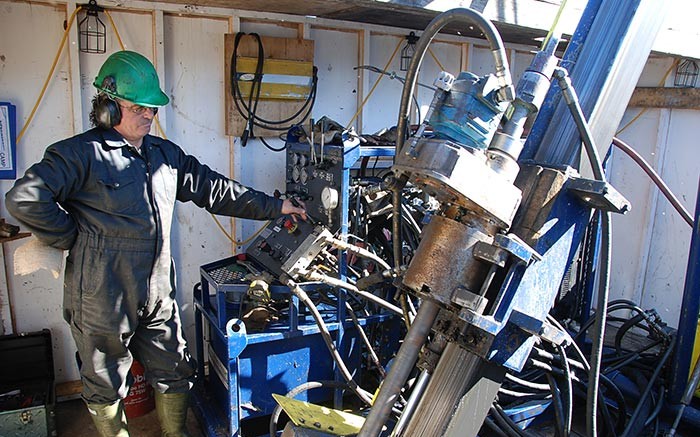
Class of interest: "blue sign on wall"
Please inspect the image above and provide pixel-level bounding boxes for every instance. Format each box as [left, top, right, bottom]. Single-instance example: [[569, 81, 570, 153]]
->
[[0, 102, 17, 179]]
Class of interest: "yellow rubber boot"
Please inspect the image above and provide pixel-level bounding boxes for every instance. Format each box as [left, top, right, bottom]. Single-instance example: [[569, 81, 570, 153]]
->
[[86, 400, 130, 437], [155, 391, 192, 437]]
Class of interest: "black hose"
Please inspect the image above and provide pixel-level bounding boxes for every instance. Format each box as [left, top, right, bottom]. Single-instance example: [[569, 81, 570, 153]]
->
[[484, 415, 511, 437], [230, 32, 318, 150], [491, 403, 536, 437], [546, 374, 566, 437], [554, 66, 612, 437], [556, 343, 573, 437], [619, 336, 675, 437]]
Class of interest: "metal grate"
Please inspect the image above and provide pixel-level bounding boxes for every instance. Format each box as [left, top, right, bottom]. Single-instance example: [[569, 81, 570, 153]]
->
[[207, 265, 247, 285]]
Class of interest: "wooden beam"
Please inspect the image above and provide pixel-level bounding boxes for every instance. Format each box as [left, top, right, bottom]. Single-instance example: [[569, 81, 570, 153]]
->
[[629, 87, 700, 109]]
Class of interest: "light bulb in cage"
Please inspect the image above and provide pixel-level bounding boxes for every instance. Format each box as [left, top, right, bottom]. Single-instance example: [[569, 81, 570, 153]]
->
[[78, 0, 106, 54], [400, 32, 419, 72], [674, 59, 699, 88]]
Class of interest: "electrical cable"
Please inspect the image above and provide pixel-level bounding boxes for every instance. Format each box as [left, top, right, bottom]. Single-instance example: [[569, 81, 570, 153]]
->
[[346, 39, 404, 130], [616, 58, 679, 136], [230, 32, 318, 150], [354, 65, 436, 91], [210, 215, 271, 246], [16, 6, 82, 143]]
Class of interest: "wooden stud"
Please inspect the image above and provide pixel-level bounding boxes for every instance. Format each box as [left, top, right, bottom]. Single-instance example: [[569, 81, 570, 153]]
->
[[629, 87, 700, 109]]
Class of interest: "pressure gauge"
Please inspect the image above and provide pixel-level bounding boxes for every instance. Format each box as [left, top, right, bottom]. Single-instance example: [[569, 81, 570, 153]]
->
[[321, 186, 339, 210], [300, 168, 309, 185], [292, 165, 301, 183], [293, 153, 301, 165], [299, 154, 308, 167]]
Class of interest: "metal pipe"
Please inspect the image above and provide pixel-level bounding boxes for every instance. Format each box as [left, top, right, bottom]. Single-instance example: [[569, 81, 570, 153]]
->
[[357, 300, 440, 437], [391, 370, 431, 437]]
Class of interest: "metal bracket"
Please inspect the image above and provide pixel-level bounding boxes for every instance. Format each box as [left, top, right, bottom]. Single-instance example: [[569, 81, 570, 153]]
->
[[473, 233, 541, 267], [567, 177, 631, 214]]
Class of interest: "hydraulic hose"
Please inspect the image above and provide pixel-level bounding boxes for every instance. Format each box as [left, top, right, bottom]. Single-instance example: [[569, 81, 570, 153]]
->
[[283, 278, 373, 405], [612, 137, 693, 227], [322, 235, 392, 271], [390, 7, 513, 278], [345, 302, 386, 378], [553, 67, 611, 437], [620, 336, 675, 437], [303, 270, 404, 317], [394, 8, 512, 157]]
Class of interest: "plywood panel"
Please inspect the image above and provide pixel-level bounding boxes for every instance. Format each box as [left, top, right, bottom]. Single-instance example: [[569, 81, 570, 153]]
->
[[225, 34, 315, 137]]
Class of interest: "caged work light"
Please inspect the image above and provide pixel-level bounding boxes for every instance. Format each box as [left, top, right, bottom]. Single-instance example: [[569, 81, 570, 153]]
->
[[400, 31, 419, 72], [674, 59, 699, 88], [78, 0, 106, 54]]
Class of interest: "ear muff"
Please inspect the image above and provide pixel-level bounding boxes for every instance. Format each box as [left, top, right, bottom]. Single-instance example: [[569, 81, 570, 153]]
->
[[94, 93, 121, 129], [92, 76, 120, 129]]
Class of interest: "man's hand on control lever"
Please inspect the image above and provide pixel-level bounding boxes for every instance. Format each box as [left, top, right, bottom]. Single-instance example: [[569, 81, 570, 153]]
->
[[282, 198, 307, 222]]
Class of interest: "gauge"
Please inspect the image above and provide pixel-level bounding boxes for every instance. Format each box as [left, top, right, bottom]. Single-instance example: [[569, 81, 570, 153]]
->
[[299, 154, 308, 167], [293, 153, 301, 165], [292, 165, 301, 183], [300, 168, 309, 185], [321, 186, 339, 210]]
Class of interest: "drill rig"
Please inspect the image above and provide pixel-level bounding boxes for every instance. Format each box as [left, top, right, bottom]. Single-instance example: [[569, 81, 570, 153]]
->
[[355, 2, 668, 436], [194, 1, 676, 436]]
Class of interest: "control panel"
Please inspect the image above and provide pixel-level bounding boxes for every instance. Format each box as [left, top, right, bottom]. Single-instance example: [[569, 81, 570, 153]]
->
[[286, 141, 348, 229], [247, 216, 317, 278]]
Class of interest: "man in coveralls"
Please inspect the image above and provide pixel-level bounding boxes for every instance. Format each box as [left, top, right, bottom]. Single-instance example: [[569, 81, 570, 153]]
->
[[5, 50, 306, 436]]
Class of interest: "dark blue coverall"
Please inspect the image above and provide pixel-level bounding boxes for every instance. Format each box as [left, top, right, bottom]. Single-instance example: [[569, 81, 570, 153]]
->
[[5, 128, 283, 404]]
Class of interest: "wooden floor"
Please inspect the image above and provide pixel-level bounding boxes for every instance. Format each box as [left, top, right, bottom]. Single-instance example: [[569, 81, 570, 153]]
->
[[55, 397, 204, 437]]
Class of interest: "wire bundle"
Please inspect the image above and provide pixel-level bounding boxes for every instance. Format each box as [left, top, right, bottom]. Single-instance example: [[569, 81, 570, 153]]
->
[[488, 303, 673, 437]]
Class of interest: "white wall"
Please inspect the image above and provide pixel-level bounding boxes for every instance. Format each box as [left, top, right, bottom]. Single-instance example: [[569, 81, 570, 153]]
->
[[609, 55, 700, 325], [0, 0, 695, 387]]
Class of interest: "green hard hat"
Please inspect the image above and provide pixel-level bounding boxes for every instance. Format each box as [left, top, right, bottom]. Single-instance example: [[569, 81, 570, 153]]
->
[[93, 50, 169, 107]]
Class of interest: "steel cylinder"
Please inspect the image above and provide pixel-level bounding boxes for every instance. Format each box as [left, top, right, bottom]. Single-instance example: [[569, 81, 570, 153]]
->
[[402, 215, 496, 307]]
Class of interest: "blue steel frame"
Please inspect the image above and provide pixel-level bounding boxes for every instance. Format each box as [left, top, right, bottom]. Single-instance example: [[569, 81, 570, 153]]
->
[[669, 178, 700, 404], [458, 169, 593, 371], [191, 143, 397, 436]]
